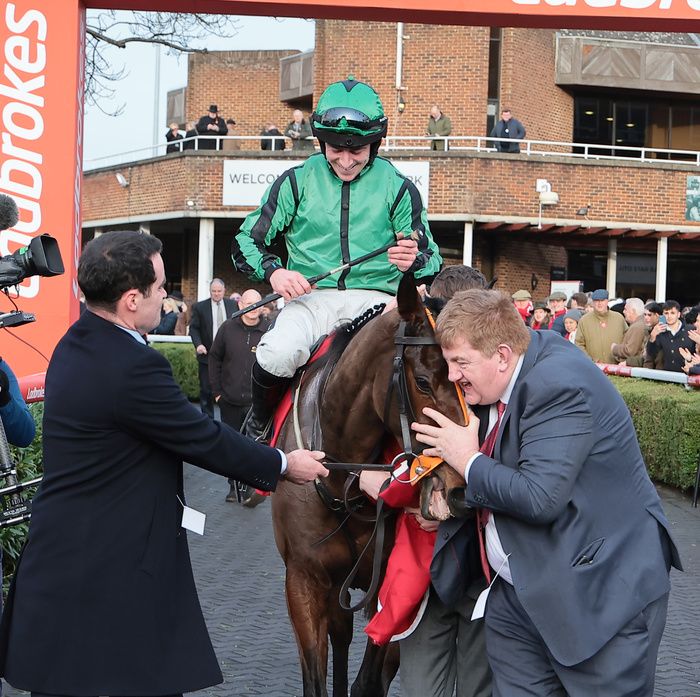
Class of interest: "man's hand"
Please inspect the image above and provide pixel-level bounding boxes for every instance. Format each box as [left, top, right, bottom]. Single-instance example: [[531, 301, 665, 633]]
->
[[270, 268, 312, 301], [649, 323, 666, 342], [388, 237, 419, 272], [412, 407, 480, 476], [405, 507, 440, 532], [358, 470, 390, 500], [688, 328, 700, 347], [196, 344, 207, 356], [284, 449, 329, 484]]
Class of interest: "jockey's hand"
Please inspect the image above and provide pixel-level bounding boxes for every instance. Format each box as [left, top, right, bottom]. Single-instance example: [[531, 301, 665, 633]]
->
[[388, 237, 419, 272], [412, 407, 480, 477], [405, 507, 440, 533], [358, 470, 391, 501], [270, 268, 312, 301], [284, 449, 329, 484]]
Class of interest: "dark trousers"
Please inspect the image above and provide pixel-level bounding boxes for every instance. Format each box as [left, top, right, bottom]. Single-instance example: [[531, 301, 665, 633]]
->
[[197, 360, 214, 418], [218, 400, 249, 488], [485, 578, 668, 697]]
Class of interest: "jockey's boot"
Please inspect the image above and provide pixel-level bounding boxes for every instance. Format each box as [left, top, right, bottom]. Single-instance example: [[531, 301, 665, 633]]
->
[[243, 364, 291, 443]]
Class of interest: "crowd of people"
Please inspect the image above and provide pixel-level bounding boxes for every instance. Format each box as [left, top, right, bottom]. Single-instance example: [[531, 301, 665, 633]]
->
[[510, 287, 700, 375], [0, 77, 687, 697]]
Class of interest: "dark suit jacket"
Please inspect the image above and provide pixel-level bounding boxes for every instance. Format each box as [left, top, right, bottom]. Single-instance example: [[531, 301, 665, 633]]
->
[[0, 311, 282, 694], [465, 330, 681, 667], [189, 297, 236, 364]]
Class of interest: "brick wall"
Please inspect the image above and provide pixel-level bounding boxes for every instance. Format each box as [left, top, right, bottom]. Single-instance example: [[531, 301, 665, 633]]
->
[[185, 50, 304, 147], [499, 29, 573, 144], [314, 20, 489, 138]]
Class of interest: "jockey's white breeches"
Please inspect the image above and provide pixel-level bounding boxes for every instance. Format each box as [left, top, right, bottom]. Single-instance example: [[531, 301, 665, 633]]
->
[[256, 288, 392, 378]]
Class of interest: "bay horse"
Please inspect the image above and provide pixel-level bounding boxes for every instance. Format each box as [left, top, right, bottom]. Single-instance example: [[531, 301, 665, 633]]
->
[[270, 273, 467, 697]]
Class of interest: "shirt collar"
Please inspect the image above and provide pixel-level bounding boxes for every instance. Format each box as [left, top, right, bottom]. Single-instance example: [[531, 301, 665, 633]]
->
[[115, 324, 147, 345], [500, 354, 524, 406]]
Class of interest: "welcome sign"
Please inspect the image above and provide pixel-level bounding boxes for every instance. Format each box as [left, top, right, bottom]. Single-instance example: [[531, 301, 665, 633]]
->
[[223, 160, 431, 208]]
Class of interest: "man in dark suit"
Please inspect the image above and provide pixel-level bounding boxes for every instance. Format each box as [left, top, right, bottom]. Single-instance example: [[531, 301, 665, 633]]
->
[[0, 231, 328, 697], [413, 289, 681, 697], [189, 278, 236, 418]]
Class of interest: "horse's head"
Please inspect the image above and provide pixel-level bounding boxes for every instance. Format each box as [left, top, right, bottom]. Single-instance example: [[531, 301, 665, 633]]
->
[[393, 274, 471, 522]]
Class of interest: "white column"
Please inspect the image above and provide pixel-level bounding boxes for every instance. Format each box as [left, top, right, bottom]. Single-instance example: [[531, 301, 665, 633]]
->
[[462, 222, 473, 267], [197, 218, 215, 301], [655, 237, 668, 302], [606, 238, 617, 298]]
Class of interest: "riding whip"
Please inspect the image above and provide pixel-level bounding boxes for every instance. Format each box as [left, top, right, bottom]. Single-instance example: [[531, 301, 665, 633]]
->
[[230, 231, 420, 319]]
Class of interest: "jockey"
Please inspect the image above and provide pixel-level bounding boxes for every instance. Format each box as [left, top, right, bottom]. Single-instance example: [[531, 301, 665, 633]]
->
[[232, 77, 442, 440]]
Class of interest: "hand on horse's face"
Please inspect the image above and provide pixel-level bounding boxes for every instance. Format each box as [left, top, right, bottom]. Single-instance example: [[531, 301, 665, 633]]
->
[[412, 407, 480, 476], [284, 449, 328, 484], [270, 268, 313, 301]]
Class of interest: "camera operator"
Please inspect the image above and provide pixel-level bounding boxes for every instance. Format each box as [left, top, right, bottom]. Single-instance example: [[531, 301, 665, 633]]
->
[[0, 358, 35, 449], [0, 230, 328, 697]]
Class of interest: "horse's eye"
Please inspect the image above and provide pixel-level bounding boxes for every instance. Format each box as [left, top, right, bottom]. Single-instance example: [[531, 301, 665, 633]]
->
[[415, 376, 432, 394]]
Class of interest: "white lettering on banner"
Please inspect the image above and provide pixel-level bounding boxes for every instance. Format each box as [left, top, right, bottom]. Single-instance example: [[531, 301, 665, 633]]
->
[[223, 160, 430, 208], [0, 3, 47, 299]]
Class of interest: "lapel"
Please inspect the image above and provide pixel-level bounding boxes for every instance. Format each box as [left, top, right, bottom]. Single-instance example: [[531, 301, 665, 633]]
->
[[494, 329, 541, 459]]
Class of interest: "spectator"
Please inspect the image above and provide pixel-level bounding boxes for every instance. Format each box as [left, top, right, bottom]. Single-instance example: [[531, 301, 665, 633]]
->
[[260, 123, 286, 151], [563, 308, 582, 343], [570, 291, 589, 310], [230, 291, 242, 304], [168, 290, 189, 336], [646, 300, 697, 372], [680, 324, 700, 374], [511, 289, 532, 323], [165, 122, 183, 153], [0, 230, 328, 697], [183, 121, 197, 150], [189, 279, 237, 417], [209, 289, 270, 505], [611, 297, 646, 364], [547, 291, 568, 336], [427, 105, 452, 151], [196, 104, 228, 150], [490, 107, 526, 153], [233, 78, 441, 441], [221, 118, 239, 151], [575, 289, 627, 363], [629, 301, 664, 369], [285, 109, 314, 151], [530, 301, 551, 330], [151, 296, 179, 335]]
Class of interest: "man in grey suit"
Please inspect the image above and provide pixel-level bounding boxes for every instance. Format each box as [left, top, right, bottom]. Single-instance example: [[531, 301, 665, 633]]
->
[[413, 289, 681, 697]]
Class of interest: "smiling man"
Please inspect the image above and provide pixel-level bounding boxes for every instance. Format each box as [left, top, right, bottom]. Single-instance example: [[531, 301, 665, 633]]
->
[[411, 289, 681, 697], [232, 78, 442, 441]]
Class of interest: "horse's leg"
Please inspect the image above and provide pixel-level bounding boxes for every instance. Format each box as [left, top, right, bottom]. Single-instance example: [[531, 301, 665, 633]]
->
[[286, 565, 331, 697], [350, 638, 392, 697], [328, 590, 353, 697]]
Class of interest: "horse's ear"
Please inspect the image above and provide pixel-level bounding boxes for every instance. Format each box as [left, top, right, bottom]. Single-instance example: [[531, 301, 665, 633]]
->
[[425, 296, 446, 316], [397, 272, 422, 321]]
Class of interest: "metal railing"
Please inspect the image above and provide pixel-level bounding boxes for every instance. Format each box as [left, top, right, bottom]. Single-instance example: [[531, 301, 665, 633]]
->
[[83, 133, 700, 171]]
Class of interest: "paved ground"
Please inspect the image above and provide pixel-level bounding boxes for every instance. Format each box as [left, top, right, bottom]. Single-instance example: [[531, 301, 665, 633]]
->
[[6, 467, 700, 696]]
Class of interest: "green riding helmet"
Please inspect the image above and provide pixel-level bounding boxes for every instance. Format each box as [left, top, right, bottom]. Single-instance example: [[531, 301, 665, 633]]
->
[[311, 78, 388, 149]]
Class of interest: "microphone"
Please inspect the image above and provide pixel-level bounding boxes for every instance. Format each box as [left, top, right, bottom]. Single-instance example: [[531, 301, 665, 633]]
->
[[0, 194, 19, 232]]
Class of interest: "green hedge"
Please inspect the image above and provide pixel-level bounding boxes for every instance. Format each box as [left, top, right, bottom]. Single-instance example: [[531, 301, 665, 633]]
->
[[0, 402, 43, 594], [611, 377, 700, 490], [151, 342, 199, 401]]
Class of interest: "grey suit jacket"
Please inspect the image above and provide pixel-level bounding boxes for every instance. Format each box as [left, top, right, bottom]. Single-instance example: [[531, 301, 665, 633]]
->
[[466, 330, 681, 666]]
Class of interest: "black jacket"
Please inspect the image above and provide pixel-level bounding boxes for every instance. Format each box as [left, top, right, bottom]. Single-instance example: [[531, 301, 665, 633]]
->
[[165, 130, 183, 153], [490, 117, 526, 153], [195, 115, 228, 150], [189, 298, 237, 364], [646, 321, 697, 372], [260, 127, 286, 151], [0, 310, 282, 694], [209, 316, 270, 406]]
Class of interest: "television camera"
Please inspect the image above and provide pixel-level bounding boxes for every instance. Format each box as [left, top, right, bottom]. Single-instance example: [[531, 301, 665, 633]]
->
[[0, 193, 64, 527]]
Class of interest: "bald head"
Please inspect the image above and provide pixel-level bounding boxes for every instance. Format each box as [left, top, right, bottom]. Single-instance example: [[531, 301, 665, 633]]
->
[[239, 288, 264, 325]]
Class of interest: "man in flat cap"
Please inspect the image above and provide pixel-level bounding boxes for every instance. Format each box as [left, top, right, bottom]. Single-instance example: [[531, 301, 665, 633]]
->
[[575, 289, 627, 363], [511, 290, 532, 324], [196, 104, 228, 150], [547, 291, 568, 336]]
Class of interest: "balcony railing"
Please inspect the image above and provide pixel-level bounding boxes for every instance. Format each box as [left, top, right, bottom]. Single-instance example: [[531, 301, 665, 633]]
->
[[83, 134, 700, 171]]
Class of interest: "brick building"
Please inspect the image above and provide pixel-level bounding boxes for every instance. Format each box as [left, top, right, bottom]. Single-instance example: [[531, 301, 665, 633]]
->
[[82, 22, 700, 306]]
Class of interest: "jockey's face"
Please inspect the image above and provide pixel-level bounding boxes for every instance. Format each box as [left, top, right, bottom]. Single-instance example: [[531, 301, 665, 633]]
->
[[325, 144, 371, 182]]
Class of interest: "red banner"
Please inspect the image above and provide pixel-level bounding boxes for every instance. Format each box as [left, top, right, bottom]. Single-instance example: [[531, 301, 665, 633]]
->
[[0, 2, 84, 376]]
